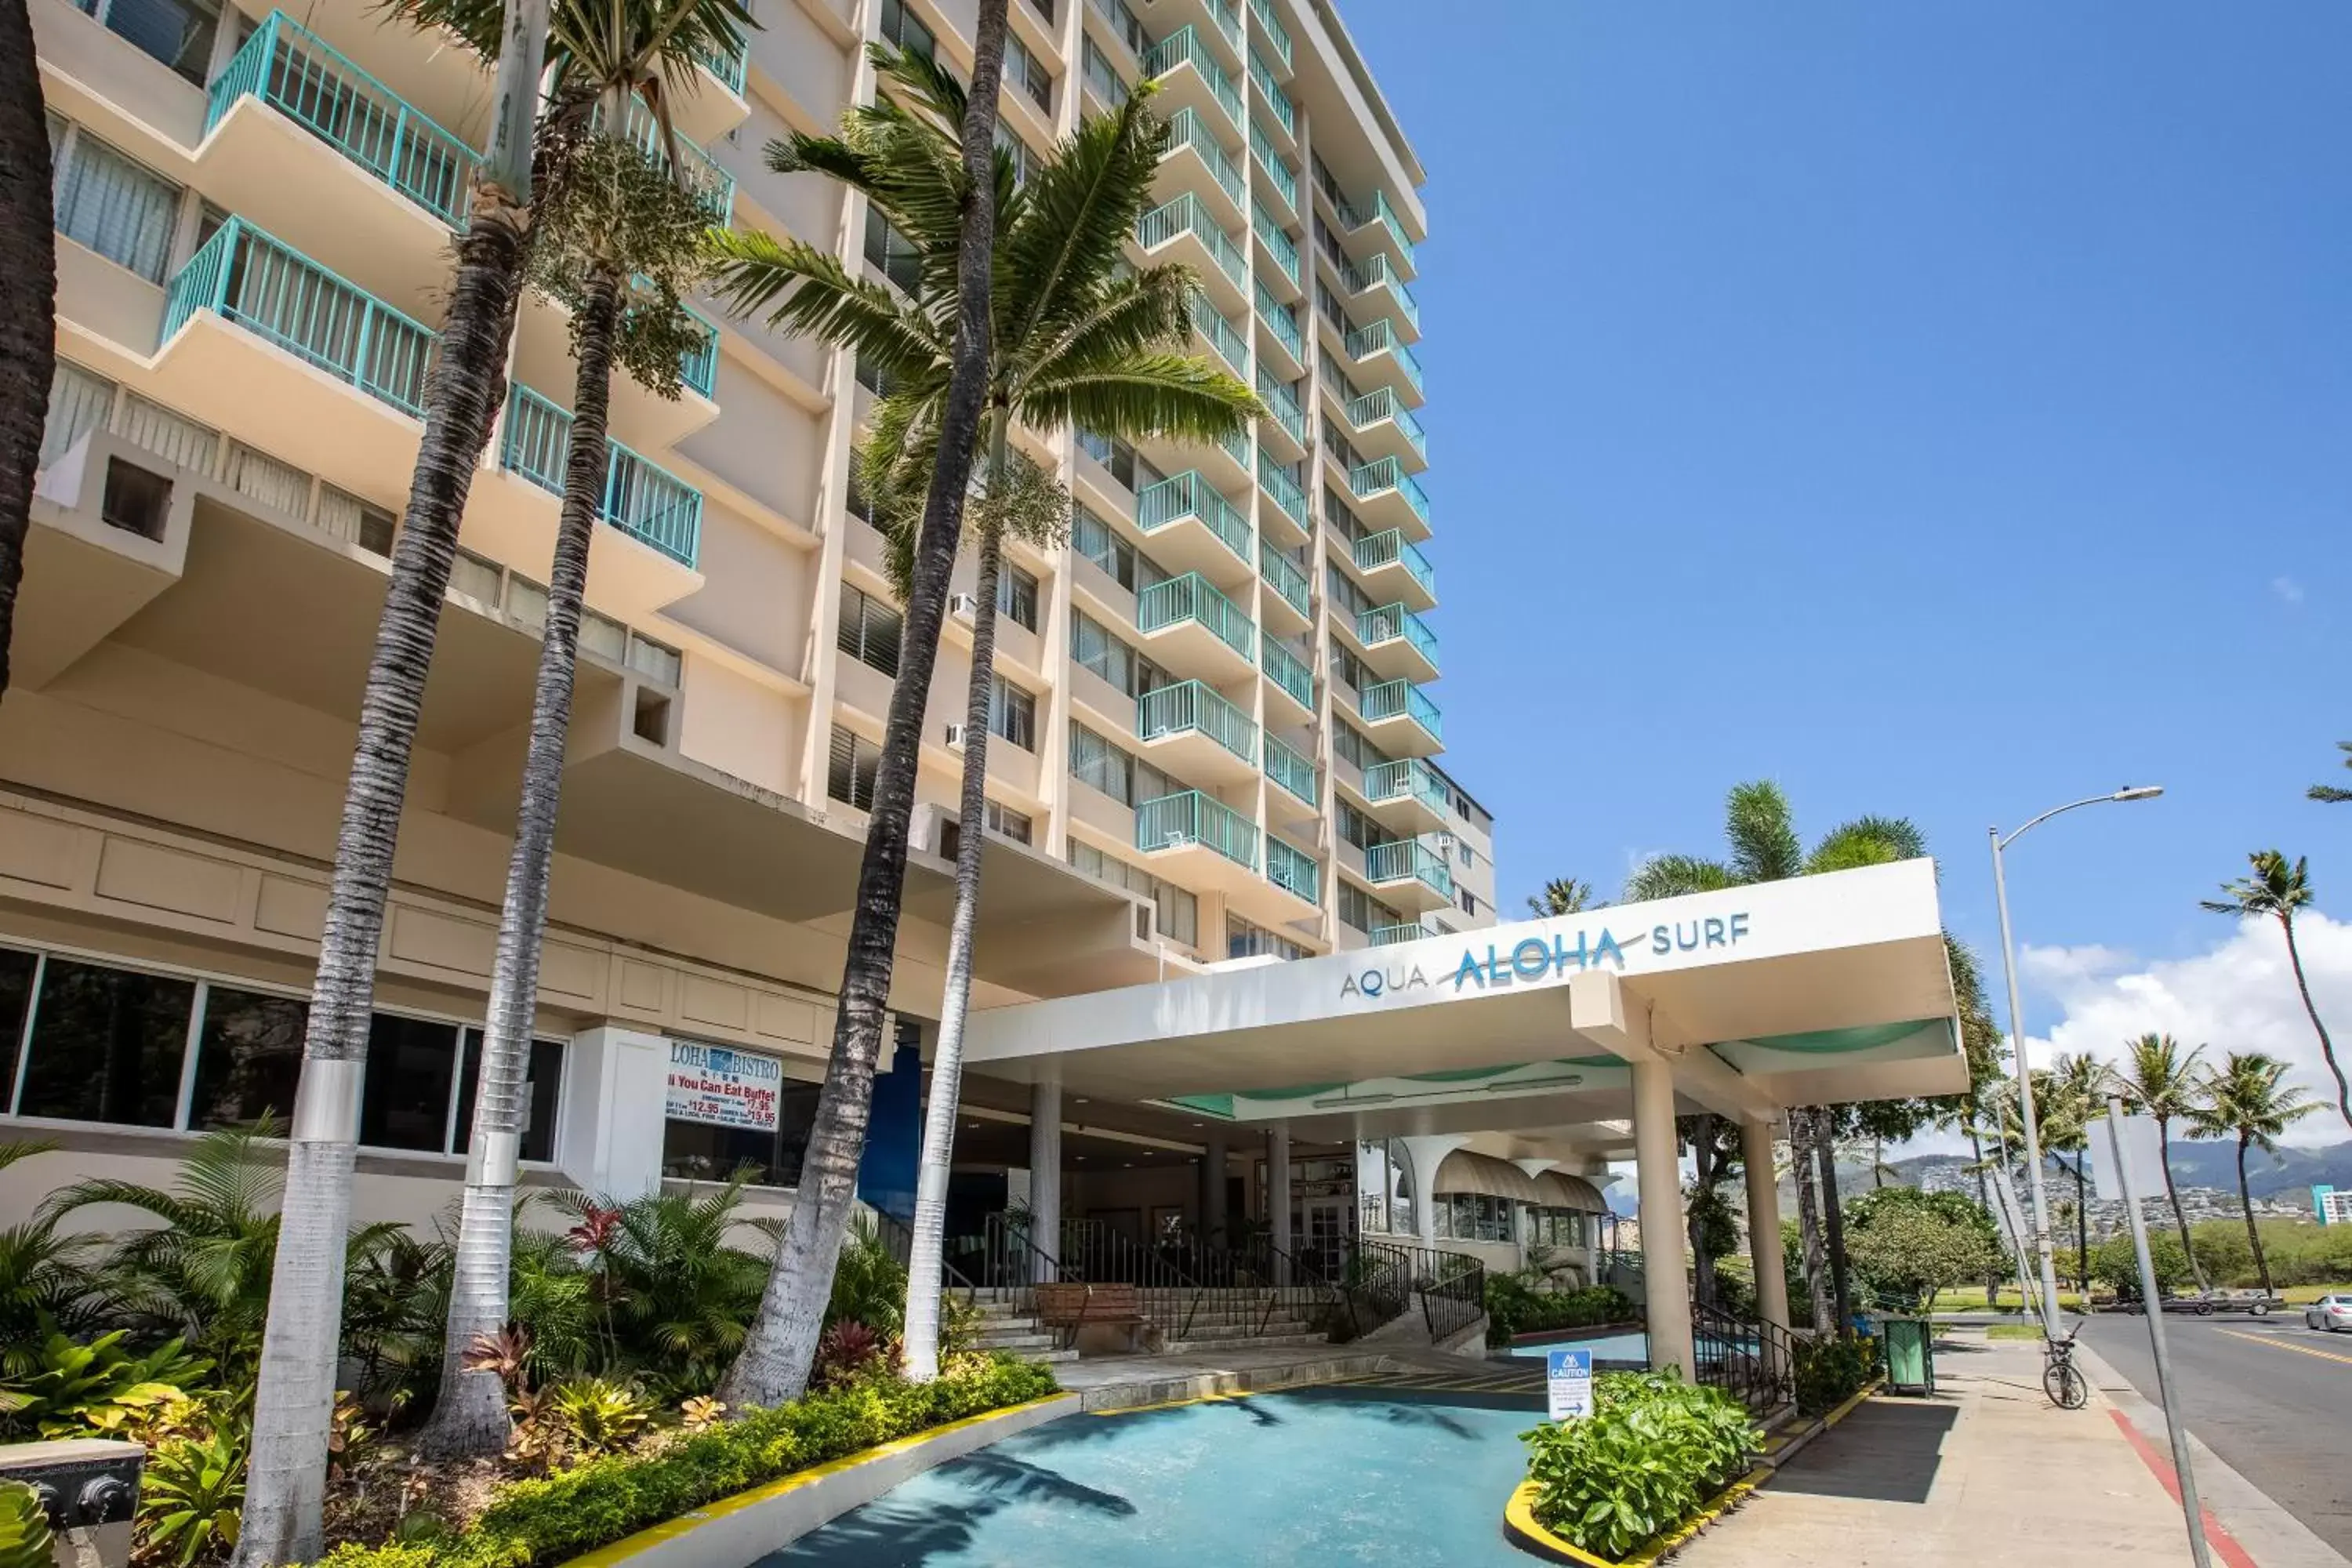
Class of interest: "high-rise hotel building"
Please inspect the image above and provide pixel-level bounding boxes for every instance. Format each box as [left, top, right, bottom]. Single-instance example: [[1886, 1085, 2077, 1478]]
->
[[11, 0, 1494, 1229]]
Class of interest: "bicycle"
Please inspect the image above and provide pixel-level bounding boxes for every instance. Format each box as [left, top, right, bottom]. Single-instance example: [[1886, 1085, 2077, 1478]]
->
[[2042, 1323, 2088, 1410]]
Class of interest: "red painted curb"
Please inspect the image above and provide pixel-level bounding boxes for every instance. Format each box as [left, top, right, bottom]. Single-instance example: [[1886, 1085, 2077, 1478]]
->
[[2104, 1408, 2259, 1568]]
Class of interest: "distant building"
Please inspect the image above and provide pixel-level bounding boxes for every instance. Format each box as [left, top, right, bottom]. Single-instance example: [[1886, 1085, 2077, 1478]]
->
[[2315, 1185, 2352, 1225]]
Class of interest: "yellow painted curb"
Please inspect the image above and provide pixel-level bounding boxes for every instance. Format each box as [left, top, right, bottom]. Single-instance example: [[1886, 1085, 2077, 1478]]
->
[[1503, 1469, 1763, 1568], [1817, 1376, 1884, 1431], [559, 1395, 1072, 1568]]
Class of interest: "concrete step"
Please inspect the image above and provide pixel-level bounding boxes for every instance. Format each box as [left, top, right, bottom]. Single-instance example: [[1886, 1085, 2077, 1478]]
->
[[1160, 1332, 1333, 1354], [975, 1331, 1060, 1351], [1164, 1321, 1318, 1343]]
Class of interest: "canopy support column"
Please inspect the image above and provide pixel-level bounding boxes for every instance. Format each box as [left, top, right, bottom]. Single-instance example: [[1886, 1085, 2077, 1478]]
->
[[1742, 1115, 1791, 1345], [1632, 1055, 1695, 1379], [1269, 1123, 1292, 1283], [1029, 1069, 1060, 1282]]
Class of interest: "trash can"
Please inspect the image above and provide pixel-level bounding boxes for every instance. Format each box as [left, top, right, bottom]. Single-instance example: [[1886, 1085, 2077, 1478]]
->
[[1879, 1316, 1935, 1397]]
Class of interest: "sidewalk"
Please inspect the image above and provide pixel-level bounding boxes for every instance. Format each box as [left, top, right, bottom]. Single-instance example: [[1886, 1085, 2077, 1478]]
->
[[1673, 1335, 2214, 1566]]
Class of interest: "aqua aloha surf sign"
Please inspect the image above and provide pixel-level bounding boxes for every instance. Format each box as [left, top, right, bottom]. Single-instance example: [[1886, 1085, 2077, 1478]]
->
[[1338, 914, 1754, 1001]]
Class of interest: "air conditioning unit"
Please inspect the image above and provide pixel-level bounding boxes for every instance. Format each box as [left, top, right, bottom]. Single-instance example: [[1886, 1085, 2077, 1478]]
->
[[943, 722, 967, 750], [949, 593, 978, 622]]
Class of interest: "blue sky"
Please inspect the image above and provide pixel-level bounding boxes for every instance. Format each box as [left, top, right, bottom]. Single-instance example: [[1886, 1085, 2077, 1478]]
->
[[1341, 2, 2351, 1066]]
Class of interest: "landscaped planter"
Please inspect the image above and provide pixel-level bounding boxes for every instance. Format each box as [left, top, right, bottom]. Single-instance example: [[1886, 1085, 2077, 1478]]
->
[[1503, 1466, 1763, 1568]]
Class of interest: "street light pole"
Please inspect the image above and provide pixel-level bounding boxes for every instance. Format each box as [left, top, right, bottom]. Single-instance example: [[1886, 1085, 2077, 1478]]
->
[[1989, 786, 2164, 1342]]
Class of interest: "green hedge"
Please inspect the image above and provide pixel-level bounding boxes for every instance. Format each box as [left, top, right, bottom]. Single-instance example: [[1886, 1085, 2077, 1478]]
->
[[1484, 1279, 1635, 1345], [1520, 1370, 1761, 1562], [319, 1356, 1058, 1568], [1792, 1334, 1881, 1416]]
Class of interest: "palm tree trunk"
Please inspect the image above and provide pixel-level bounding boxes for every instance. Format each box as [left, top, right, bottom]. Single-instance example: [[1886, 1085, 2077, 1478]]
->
[[0, 0, 55, 706], [721, 0, 1010, 1412], [2238, 1138, 2270, 1294], [2281, 914, 2351, 1132], [1815, 1112, 1853, 1329], [2155, 1112, 2206, 1290], [902, 432, 1007, 1383], [417, 265, 619, 1457], [1790, 1109, 1831, 1332], [1685, 1115, 1716, 1309]]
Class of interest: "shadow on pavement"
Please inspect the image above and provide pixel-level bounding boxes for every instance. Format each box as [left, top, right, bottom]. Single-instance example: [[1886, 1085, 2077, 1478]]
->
[[1769, 1400, 1959, 1504]]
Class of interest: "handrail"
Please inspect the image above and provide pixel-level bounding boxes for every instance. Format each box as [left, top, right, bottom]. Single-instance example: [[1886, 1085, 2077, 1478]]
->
[[1173, 1229, 1344, 1340], [1059, 1218, 1207, 1342], [940, 1210, 1063, 1310], [1338, 1238, 1484, 1344], [1692, 1299, 1793, 1417], [869, 1208, 981, 1307]]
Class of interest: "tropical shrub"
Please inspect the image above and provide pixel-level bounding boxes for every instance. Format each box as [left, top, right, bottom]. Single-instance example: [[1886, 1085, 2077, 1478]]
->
[[1845, 1188, 2002, 1308], [539, 1181, 774, 1396], [140, 1420, 249, 1567], [1, 1483, 54, 1568], [1520, 1370, 1761, 1561], [824, 1214, 909, 1338], [811, 1321, 888, 1392], [1484, 1279, 1634, 1345], [0, 1142, 105, 1370], [546, 1379, 654, 1458], [1792, 1333, 1881, 1417], [314, 1356, 1059, 1568], [0, 1330, 211, 1439]]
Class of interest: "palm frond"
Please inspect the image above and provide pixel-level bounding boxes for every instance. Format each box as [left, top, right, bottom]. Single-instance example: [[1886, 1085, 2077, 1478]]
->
[[996, 88, 1171, 350], [1018, 354, 1259, 445], [703, 230, 948, 379], [1723, 780, 1802, 883], [1806, 815, 1928, 875], [1624, 855, 1737, 903]]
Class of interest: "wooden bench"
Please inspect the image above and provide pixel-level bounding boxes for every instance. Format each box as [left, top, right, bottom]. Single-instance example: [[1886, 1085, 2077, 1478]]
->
[[1036, 1282, 1147, 1348]]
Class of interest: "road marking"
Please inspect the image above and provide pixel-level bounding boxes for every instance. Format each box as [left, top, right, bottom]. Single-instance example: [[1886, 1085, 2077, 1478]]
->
[[2213, 1327, 2352, 1367]]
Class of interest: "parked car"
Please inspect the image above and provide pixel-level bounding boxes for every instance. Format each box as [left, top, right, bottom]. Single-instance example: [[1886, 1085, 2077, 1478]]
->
[[2304, 1294, 2352, 1334]]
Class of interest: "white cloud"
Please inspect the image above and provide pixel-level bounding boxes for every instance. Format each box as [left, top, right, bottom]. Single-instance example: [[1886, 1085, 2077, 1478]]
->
[[2272, 575, 2306, 606], [2013, 913, 2352, 1145]]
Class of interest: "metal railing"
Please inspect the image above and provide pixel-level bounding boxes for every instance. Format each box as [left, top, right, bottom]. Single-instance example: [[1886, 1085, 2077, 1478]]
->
[[1349, 454, 1432, 522], [1138, 192, 1246, 287], [1263, 733, 1317, 804], [1370, 921, 1429, 946], [1251, 201, 1301, 285], [1365, 837, 1453, 896], [1340, 1238, 1485, 1344], [1259, 540, 1311, 616], [1058, 1218, 1207, 1343], [1261, 637, 1314, 708], [208, 12, 477, 227], [1190, 292, 1250, 374], [164, 216, 434, 416], [1265, 832, 1320, 904], [607, 96, 735, 222], [1356, 603, 1439, 673], [1135, 787, 1258, 868], [1257, 452, 1306, 524], [1253, 280, 1302, 360], [871, 1209, 981, 1308], [1344, 252, 1422, 333], [1247, 47, 1293, 134], [1344, 320, 1425, 396], [1365, 757, 1447, 815], [1248, 0, 1292, 68], [1250, 119, 1298, 210], [499, 385, 703, 567], [1353, 528, 1435, 597], [1346, 387, 1428, 462], [1161, 107, 1243, 206], [1137, 680, 1257, 763], [1138, 468, 1251, 559], [1359, 677, 1443, 742], [1174, 1230, 1341, 1340], [1141, 26, 1243, 125], [700, 31, 747, 93], [1693, 1299, 1794, 1417], [1256, 370, 1305, 445], [1138, 571, 1255, 660]]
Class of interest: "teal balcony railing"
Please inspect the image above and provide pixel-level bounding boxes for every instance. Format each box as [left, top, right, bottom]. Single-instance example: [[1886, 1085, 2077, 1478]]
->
[[1138, 572, 1256, 661], [1138, 469, 1251, 561], [1256, 371, 1305, 445], [671, 302, 720, 399], [1250, 119, 1298, 210], [1219, 426, 1252, 469], [1345, 252, 1422, 333], [1366, 838, 1453, 897], [1249, 0, 1292, 69], [1350, 455, 1432, 524], [1259, 540, 1310, 617], [500, 385, 703, 567], [1366, 757, 1449, 817], [207, 13, 477, 228], [701, 30, 747, 93], [1248, 48, 1292, 135], [1370, 920, 1428, 947], [1142, 26, 1243, 125], [1136, 789, 1257, 869], [1138, 193, 1245, 287], [1257, 452, 1305, 525], [1251, 201, 1300, 285], [1206, 0, 1243, 50], [1266, 833, 1320, 904], [1190, 292, 1250, 374], [164, 216, 433, 416], [1264, 734, 1317, 804], [1162, 107, 1243, 206], [609, 97, 735, 223], [1356, 603, 1438, 671], [1353, 528, 1435, 598], [1261, 637, 1313, 708], [1359, 677, 1442, 742], [1367, 188, 1417, 262], [1253, 281, 1301, 361], [1346, 386, 1428, 461], [1138, 680, 1258, 764], [1345, 319, 1425, 394]]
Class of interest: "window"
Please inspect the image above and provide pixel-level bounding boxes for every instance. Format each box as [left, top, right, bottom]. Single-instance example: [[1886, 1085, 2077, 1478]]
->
[[1331, 719, 1387, 772], [986, 800, 1034, 844], [358, 1013, 463, 1152], [13, 956, 195, 1128], [1070, 612, 1167, 700], [1068, 839, 1199, 947], [997, 563, 1039, 630], [995, 122, 1038, 187], [116, 394, 218, 478], [0, 949, 40, 1114], [862, 207, 922, 296], [90, 0, 221, 82], [661, 1045, 824, 1189], [827, 726, 884, 810], [1228, 915, 1305, 962], [1090, 0, 1149, 55], [1080, 36, 1130, 107], [40, 361, 117, 472], [1325, 561, 1374, 620], [838, 584, 903, 676], [1004, 31, 1052, 112], [989, 673, 1036, 751], [187, 984, 308, 1130], [1338, 800, 1395, 853], [1433, 1192, 1513, 1243], [1457, 886, 1479, 916], [1457, 840, 1473, 867], [449, 1033, 566, 1163], [1075, 429, 1142, 490], [1073, 507, 1169, 596], [1330, 643, 1370, 696], [879, 0, 936, 60], [1335, 881, 1401, 935], [53, 125, 183, 283]]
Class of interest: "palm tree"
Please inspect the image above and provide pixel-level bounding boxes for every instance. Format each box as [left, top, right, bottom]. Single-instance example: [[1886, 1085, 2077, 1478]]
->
[[1625, 780, 1927, 1333], [0, 0, 52, 706], [716, 60, 1254, 1381], [2114, 1033, 2210, 1289], [714, 1, 1015, 1411], [418, 126, 709, 1459], [236, 2, 745, 1555], [0, 1142, 103, 1370], [1527, 878, 1601, 917], [2189, 1052, 2317, 1295], [2202, 851, 2347, 1133], [2310, 742, 2350, 804], [2046, 1052, 2108, 1298]]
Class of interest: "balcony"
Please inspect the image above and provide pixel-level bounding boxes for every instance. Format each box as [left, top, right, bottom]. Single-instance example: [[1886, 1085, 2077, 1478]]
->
[[1256, 452, 1307, 538], [1248, 0, 1292, 72], [1137, 572, 1256, 684], [1258, 540, 1310, 628], [1363, 757, 1450, 836], [1250, 120, 1298, 213], [495, 385, 702, 568], [1352, 528, 1436, 612], [1160, 106, 1245, 224], [1252, 200, 1301, 291], [1265, 833, 1320, 908], [1142, 24, 1243, 130], [1137, 679, 1258, 784], [1256, 370, 1306, 456], [1346, 385, 1428, 470], [1370, 921, 1430, 948], [1138, 192, 1246, 308], [1189, 292, 1250, 377], [608, 96, 735, 223], [1254, 281, 1302, 379], [1356, 602, 1439, 683], [1136, 468, 1252, 582], [1261, 637, 1314, 720], [1364, 838, 1454, 913], [1264, 734, 1318, 807], [1324, 180, 1418, 277], [1345, 318, 1425, 405], [1345, 251, 1421, 340], [1135, 789, 1262, 900], [1359, 677, 1442, 756], [1247, 48, 1294, 141], [1348, 454, 1432, 539]]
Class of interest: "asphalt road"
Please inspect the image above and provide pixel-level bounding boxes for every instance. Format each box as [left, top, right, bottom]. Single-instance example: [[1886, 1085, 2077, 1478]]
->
[[2078, 1311, 2352, 1557]]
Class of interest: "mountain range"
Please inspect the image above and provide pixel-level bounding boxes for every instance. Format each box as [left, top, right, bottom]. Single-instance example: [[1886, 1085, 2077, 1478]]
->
[[1813, 1140, 2352, 1206]]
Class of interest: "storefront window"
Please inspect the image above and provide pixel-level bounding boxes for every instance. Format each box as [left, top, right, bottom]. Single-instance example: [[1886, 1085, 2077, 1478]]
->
[[189, 985, 308, 1129], [450, 1033, 567, 1164], [15, 956, 195, 1127], [660, 1040, 824, 1188]]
